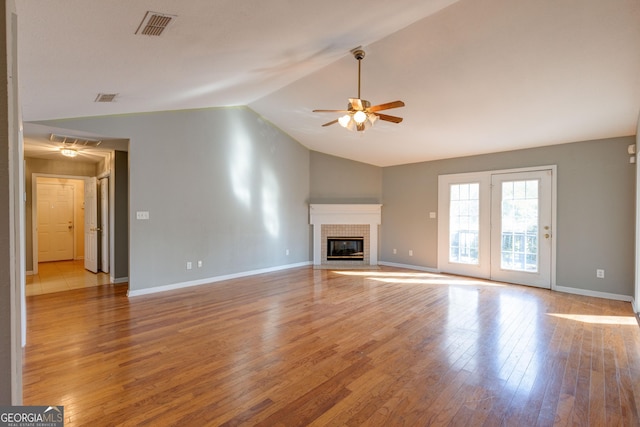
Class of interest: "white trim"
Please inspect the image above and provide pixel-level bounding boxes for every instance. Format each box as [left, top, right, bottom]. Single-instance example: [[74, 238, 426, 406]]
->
[[126, 262, 312, 297], [378, 261, 440, 273], [110, 276, 129, 284], [554, 285, 633, 303]]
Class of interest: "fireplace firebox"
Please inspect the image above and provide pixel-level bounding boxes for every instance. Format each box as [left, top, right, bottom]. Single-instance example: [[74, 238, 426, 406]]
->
[[327, 237, 364, 260]]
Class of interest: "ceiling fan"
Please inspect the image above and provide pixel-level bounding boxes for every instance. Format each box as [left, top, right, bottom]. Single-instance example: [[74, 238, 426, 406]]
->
[[313, 48, 405, 132]]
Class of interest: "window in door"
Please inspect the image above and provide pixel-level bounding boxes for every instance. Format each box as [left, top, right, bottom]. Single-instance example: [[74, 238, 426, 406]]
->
[[499, 179, 539, 272], [449, 183, 480, 265]]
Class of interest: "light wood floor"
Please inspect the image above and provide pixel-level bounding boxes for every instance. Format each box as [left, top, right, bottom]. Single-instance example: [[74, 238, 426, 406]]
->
[[23, 266, 640, 426], [27, 260, 110, 296]]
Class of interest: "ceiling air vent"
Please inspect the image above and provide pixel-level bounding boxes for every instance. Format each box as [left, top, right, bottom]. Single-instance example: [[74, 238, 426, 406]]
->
[[135, 11, 175, 36], [94, 93, 118, 103], [50, 134, 102, 147]]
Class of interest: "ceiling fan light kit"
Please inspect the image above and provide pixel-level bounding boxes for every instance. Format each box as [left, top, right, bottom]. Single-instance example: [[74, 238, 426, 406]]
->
[[313, 48, 404, 132], [60, 148, 78, 158]]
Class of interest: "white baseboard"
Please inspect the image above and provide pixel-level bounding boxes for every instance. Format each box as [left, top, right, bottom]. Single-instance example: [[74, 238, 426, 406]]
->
[[111, 276, 129, 284], [127, 261, 312, 297], [554, 285, 633, 302], [378, 261, 440, 273]]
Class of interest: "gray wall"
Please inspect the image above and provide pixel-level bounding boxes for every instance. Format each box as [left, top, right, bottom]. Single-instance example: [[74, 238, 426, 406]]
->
[[24, 157, 98, 271], [38, 107, 311, 292], [35, 108, 636, 297], [309, 150, 382, 203], [382, 136, 636, 296]]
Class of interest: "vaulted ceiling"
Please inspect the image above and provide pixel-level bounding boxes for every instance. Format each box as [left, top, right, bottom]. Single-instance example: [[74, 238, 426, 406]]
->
[[17, 0, 640, 166]]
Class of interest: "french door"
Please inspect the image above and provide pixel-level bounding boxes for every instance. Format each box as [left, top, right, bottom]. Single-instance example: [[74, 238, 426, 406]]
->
[[438, 168, 554, 289]]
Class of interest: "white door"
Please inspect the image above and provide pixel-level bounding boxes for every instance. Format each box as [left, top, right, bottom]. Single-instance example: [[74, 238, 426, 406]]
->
[[490, 170, 552, 288], [437, 173, 491, 278], [438, 168, 554, 288], [37, 183, 74, 262], [84, 177, 99, 273], [99, 178, 109, 273]]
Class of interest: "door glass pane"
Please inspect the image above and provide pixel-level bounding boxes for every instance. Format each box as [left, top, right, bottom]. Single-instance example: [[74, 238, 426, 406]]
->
[[449, 183, 479, 264], [501, 180, 538, 272]]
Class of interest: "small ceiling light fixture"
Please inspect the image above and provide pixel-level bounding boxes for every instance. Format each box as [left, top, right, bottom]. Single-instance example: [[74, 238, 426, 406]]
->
[[60, 148, 78, 158]]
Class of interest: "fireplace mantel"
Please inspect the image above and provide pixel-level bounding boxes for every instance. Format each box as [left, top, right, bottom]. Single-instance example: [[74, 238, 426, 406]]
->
[[309, 204, 382, 266]]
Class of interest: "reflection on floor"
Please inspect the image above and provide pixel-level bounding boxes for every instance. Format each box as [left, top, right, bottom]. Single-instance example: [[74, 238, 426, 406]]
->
[[26, 260, 111, 296]]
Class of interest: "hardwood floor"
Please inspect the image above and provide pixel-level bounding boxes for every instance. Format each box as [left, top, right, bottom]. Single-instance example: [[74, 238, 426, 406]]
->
[[23, 266, 640, 426]]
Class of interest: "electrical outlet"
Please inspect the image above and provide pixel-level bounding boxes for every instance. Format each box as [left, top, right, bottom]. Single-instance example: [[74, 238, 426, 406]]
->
[[409, 250, 413, 256], [136, 211, 149, 220], [286, 249, 289, 256], [186, 261, 192, 270], [596, 269, 604, 279], [197, 260, 203, 268], [393, 248, 397, 254]]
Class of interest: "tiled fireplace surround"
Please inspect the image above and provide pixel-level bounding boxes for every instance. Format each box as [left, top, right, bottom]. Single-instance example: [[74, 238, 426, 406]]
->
[[309, 204, 382, 268]]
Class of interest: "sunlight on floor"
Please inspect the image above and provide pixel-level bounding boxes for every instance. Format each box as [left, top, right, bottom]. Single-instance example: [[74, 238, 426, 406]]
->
[[547, 313, 638, 325], [332, 270, 506, 286]]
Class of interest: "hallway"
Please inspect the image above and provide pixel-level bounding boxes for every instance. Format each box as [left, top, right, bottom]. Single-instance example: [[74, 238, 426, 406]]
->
[[26, 260, 110, 296]]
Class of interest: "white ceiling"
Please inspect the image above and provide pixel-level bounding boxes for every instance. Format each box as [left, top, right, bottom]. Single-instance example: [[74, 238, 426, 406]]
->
[[17, 0, 640, 166]]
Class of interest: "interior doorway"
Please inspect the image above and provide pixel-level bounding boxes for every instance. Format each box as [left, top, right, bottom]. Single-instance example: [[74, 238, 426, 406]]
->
[[32, 174, 112, 277], [34, 176, 86, 267]]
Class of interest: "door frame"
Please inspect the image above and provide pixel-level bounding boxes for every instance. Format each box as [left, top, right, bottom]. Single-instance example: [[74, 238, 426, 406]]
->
[[437, 165, 557, 289], [31, 173, 88, 275], [99, 176, 110, 274]]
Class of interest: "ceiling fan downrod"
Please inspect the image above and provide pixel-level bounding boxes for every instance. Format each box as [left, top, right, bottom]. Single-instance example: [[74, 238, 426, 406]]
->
[[353, 49, 365, 100]]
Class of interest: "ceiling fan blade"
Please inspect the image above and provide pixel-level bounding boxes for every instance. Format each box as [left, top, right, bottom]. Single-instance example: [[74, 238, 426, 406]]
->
[[376, 113, 403, 124], [369, 100, 405, 112], [313, 109, 350, 113], [349, 98, 364, 111], [321, 119, 339, 127]]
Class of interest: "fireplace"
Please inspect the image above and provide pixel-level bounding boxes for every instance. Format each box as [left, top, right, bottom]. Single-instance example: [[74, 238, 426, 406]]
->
[[327, 237, 364, 260], [309, 204, 382, 268]]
